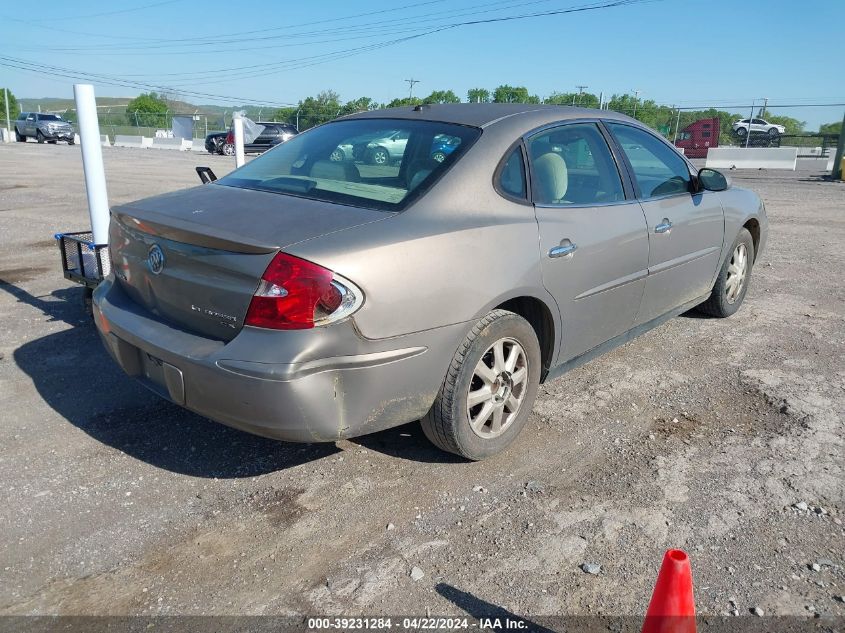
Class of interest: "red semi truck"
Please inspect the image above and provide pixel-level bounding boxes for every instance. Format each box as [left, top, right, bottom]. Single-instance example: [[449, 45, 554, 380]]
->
[[674, 117, 720, 159]]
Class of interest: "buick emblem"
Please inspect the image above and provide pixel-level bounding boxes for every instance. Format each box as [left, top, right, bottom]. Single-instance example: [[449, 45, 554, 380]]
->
[[147, 244, 165, 275]]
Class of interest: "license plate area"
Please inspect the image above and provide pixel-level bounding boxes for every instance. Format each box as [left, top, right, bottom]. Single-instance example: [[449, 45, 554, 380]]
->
[[138, 350, 185, 405]]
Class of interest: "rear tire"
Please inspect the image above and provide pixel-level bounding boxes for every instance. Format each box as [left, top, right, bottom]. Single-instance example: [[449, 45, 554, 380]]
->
[[15, 130, 25, 142], [421, 309, 541, 460], [222, 143, 235, 156], [697, 228, 754, 318], [735, 127, 747, 138], [369, 147, 389, 165]]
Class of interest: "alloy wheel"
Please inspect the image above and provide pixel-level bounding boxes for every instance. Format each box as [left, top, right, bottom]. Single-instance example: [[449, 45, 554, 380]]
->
[[466, 337, 529, 439], [725, 242, 748, 304]]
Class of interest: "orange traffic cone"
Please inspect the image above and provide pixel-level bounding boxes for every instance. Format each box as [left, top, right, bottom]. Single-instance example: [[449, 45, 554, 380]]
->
[[642, 549, 696, 633]]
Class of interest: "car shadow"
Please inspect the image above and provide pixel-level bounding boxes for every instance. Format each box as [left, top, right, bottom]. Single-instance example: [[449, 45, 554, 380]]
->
[[352, 423, 467, 465], [4, 280, 337, 478], [435, 583, 556, 632], [678, 307, 715, 320]]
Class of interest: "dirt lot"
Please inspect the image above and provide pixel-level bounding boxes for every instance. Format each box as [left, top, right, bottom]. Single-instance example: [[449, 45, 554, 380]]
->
[[0, 142, 843, 619]]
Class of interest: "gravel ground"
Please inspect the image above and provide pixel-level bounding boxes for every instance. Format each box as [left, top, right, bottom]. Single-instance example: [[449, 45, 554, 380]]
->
[[0, 142, 843, 618]]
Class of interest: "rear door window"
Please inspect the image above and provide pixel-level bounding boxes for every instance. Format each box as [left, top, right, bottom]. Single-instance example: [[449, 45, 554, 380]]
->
[[606, 123, 691, 199], [528, 123, 625, 205]]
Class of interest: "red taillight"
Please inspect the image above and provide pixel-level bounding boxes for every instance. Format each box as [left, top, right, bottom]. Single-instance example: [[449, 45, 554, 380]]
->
[[226, 131, 234, 144], [245, 253, 357, 330]]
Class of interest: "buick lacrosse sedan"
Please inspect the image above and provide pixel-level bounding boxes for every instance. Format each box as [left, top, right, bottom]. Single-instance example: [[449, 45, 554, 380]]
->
[[94, 104, 767, 459]]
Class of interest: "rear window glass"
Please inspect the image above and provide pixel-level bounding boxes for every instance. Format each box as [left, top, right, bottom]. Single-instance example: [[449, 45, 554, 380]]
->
[[217, 118, 480, 211]]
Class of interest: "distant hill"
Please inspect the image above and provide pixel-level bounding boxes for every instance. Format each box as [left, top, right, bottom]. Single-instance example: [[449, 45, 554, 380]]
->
[[18, 96, 275, 119]]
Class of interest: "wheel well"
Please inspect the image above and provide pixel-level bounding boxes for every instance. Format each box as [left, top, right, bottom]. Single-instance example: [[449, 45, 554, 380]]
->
[[744, 218, 761, 261], [495, 296, 555, 382]]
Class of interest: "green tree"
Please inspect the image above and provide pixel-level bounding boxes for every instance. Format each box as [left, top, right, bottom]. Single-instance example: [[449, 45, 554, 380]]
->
[[340, 96, 377, 116], [467, 88, 490, 103], [0, 87, 20, 123], [296, 90, 342, 130], [386, 96, 423, 108], [423, 89, 460, 104], [544, 91, 600, 108], [819, 120, 842, 135], [493, 85, 538, 103], [126, 92, 168, 127]]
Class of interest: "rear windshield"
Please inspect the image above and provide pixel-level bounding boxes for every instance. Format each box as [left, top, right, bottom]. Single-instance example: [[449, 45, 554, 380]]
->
[[217, 118, 481, 211]]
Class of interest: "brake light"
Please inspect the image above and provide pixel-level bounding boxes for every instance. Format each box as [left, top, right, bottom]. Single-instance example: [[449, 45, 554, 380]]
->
[[226, 131, 234, 144], [244, 252, 362, 330]]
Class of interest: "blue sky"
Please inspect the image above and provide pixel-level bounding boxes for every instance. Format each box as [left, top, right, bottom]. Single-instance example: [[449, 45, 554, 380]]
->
[[1, 0, 843, 129]]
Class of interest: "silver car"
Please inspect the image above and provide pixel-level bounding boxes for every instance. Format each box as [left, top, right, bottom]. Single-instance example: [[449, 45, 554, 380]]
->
[[93, 104, 767, 460]]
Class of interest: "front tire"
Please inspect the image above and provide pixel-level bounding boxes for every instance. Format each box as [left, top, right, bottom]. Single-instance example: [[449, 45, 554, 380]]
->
[[768, 127, 780, 137], [36, 130, 45, 144], [421, 309, 541, 460], [697, 228, 754, 318]]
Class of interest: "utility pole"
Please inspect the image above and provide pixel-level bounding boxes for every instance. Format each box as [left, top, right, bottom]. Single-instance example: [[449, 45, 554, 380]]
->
[[761, 97, 768, 119], [574, 85, 588, 106], [632, 90, 641, 118], [673, 106, 682, 143], [745, 100, 755, 148], [405, 78, 420, 100]]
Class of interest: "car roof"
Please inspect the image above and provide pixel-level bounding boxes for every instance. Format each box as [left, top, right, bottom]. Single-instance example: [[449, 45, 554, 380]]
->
[[341, 103, 638, 131]]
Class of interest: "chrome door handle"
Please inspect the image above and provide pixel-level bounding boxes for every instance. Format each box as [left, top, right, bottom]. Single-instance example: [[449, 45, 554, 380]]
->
[[549, 241, 577, 258], [654, 219, 673, 234]]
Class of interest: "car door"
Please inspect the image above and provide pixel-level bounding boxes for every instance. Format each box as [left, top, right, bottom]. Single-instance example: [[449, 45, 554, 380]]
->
[[25, 114, 37, 135], [527, 122, 650, 362], [246, 124, 276, 152], [605, 122, 724, 325]]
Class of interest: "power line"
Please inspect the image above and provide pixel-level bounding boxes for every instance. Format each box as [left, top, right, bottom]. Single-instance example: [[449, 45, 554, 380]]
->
[[0, 0, 658, 97], [26, 0, 185, 22]]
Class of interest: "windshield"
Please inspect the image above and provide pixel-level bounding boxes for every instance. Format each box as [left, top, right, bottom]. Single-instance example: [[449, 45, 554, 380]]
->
[[40, 114, 63, 121], [217, 118, 481, 211]]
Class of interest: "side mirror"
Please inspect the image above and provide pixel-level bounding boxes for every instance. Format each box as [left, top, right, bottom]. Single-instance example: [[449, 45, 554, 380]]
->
[[697, 167, 729, 192]]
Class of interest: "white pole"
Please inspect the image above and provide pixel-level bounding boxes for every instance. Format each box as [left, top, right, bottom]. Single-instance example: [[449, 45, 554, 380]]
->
[[4, 88, 10, 139], [73, 84, 110, 245], [233, 114, 245, 168]]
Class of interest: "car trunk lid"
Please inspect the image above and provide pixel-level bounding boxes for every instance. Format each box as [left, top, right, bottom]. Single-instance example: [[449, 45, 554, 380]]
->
[[109, 184, 388, 341]]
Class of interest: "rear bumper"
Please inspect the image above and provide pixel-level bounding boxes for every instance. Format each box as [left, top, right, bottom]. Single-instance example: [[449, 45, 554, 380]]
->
[[93, 278, 467, 443]]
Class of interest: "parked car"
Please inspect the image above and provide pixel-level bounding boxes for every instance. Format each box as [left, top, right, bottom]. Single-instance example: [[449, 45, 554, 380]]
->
[[674, 117, 720, 158], [15, 112, 75, 144], [331, 131, 461, 164], [93, 104, 767, 460], [430, 133, 461, 162], [732, 118, 785, 138], [220, 122, 298, 156], [204, 131, 228, 154], [364, 129, 409, 165]]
